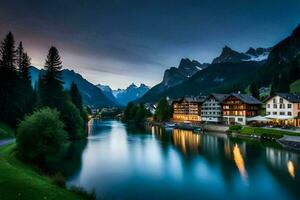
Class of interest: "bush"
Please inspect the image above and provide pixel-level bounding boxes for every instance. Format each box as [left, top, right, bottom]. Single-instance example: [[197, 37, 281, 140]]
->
[[16, 107, 68, 164], [51, 172, 66, 187], [60, 101, 84, 140]]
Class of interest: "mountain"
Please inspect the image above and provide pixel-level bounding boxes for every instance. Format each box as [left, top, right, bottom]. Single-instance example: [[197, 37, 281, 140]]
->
[[30, 67, 118, 107], [255, 24, 300, 86], [113, 83, 150, 106], [138, 58, 208, 103], [212, 46, 271, 64], [139, 61, 263, 103], [96, 84, 119, 105]]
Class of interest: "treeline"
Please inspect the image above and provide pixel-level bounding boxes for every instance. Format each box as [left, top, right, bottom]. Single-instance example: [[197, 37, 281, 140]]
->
[[0, 32, 88, 165], [123, 97, 172, 123]]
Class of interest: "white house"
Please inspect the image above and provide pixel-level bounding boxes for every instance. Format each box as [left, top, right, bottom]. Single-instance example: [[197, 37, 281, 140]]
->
[[265, 93, 300, 127]]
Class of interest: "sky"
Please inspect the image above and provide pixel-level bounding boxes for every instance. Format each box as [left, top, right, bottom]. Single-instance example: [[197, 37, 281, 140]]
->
[[0, 0, 300, 89]]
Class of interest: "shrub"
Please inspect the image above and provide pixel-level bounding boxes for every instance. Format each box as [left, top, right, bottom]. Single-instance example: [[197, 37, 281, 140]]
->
[[16, 107, 68, 164], [51, 172, 66, 187], [60, 101, 84, 140]]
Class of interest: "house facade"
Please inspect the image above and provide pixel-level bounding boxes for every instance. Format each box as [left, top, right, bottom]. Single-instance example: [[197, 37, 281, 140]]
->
[[172, 96, 205, 122], [222, 93, 261, 125], [265, 93, 300, 126], [201, 93, 228, 123]]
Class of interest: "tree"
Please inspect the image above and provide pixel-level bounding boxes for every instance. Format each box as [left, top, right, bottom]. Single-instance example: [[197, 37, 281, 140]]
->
[[154, 97, 172, 122], [16, 107, 68, 165], [16, 42, 34, 115], [250, 82, 260, 99], [0, 32, 23, 126], [270, 73, 279, 95], [278, 72, 290, 92], [70, 82, 83, 111], [39, 46, 65, 108]]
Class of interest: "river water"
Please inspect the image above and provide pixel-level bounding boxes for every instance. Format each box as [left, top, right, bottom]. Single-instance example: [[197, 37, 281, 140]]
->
[[53, 120, 300, 200]]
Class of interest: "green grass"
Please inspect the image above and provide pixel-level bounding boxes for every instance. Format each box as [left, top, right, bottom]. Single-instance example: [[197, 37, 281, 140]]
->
[[0, 122, 14, 139], [290, 79, 300, 93], [239, 126, 300, 138], [0, 144, 91, 200]]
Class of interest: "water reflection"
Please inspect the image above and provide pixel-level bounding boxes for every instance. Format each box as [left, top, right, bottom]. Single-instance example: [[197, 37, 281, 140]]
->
[[233, 144, 248, 182], [287, 161, 295, 179], [57, 120, 300, 200]]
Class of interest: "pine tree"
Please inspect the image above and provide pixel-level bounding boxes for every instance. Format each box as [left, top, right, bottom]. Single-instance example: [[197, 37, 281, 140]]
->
[[0, 32, 22, 126], [70, 82, 83, 111], [154, 97, 172, 122], [39, 46, 65, 108], [270, 73, 279, 95], [250, 82, 260, 99]]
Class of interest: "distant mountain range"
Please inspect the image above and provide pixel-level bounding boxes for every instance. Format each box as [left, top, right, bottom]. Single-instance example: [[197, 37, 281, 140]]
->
[[138, 24, 300, 103], [97, 83, 150, 106], [30, 67, 118, 108]]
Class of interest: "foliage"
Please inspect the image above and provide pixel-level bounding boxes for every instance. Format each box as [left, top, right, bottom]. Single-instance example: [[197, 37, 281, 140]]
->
[[51, 172, 66, 187], [154, 97, 172, 122], [123, 102, 151, 123], [229, 125, 243, 132], [16, 108, 68, 164], [290, 79, 300, 93], [60, 101, 84, 140], [249, 82, 260, 100], [38, 46, 65, 109], [0, 144, 90, 200], [70, 82, 83, 111], [0, 122, 14, 139]]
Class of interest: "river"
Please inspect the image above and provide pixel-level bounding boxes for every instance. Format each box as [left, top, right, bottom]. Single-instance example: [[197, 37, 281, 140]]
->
[[51, 120, 300, 200]]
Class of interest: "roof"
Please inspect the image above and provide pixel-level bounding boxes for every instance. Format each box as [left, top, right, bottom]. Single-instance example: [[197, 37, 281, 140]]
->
[[224, 93, 262, 105], [265, 93, 300, 103], [172, 95, 207, 104], [205, 93, 229, 103]]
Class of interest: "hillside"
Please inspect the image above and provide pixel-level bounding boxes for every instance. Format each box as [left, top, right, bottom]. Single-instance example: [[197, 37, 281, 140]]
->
[[30, 67, 118, 108], [139, 61, 262, 103]]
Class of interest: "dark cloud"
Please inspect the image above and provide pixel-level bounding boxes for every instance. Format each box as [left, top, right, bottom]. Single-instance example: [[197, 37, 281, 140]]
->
[[0, 0, 300, 88]]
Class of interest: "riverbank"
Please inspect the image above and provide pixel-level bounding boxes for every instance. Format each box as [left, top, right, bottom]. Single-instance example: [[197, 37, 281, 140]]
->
[[0, 143, 94, 200]]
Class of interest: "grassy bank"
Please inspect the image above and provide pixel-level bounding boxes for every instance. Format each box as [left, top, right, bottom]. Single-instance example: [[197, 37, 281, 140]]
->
[[229, 125, 300, 139], [0, 122, 14, 139], [0, 144, 92, 200]]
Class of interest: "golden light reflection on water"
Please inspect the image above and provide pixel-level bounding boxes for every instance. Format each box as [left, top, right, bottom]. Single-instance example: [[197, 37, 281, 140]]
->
[[88, 119, 93, 136], [233, 144, 248, 182], [287, 160, 295, 179], [172, 129, 201, 154]]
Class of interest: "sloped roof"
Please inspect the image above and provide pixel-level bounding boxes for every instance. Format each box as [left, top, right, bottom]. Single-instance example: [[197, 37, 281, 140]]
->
[[225, 93, 262, 104], [172, 95, 206, 104], [265, 93, 300, 103], [205, 93, 229, 103]]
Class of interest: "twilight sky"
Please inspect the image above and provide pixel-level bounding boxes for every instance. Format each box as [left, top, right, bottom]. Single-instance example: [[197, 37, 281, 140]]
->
[[1, 0, 300, 89]]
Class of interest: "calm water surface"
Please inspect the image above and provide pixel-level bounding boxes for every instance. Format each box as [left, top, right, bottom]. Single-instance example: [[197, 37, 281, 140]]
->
[[55, 120, 300, 200]]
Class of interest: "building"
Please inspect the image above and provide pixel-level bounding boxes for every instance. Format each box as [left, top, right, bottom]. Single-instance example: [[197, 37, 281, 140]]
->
[[201, 93, 228, 123], [265, 93, 300, 126], [222, 93, 261, 125], [172, 96, 206, 122]]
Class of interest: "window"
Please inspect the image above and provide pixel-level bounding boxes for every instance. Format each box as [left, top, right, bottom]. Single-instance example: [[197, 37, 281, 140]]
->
[[266, 112, 270, 115], [267, 104, 270, 108], [238, 118, 243, 122], [273, 99, 276, 103], [273, 112, 277, 115], [280, 112, 285, 115], [288, 112, 292, 116], [288, 104, 292, 109], [273, 104, 277, 108], [280, 98, 283, 103]]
